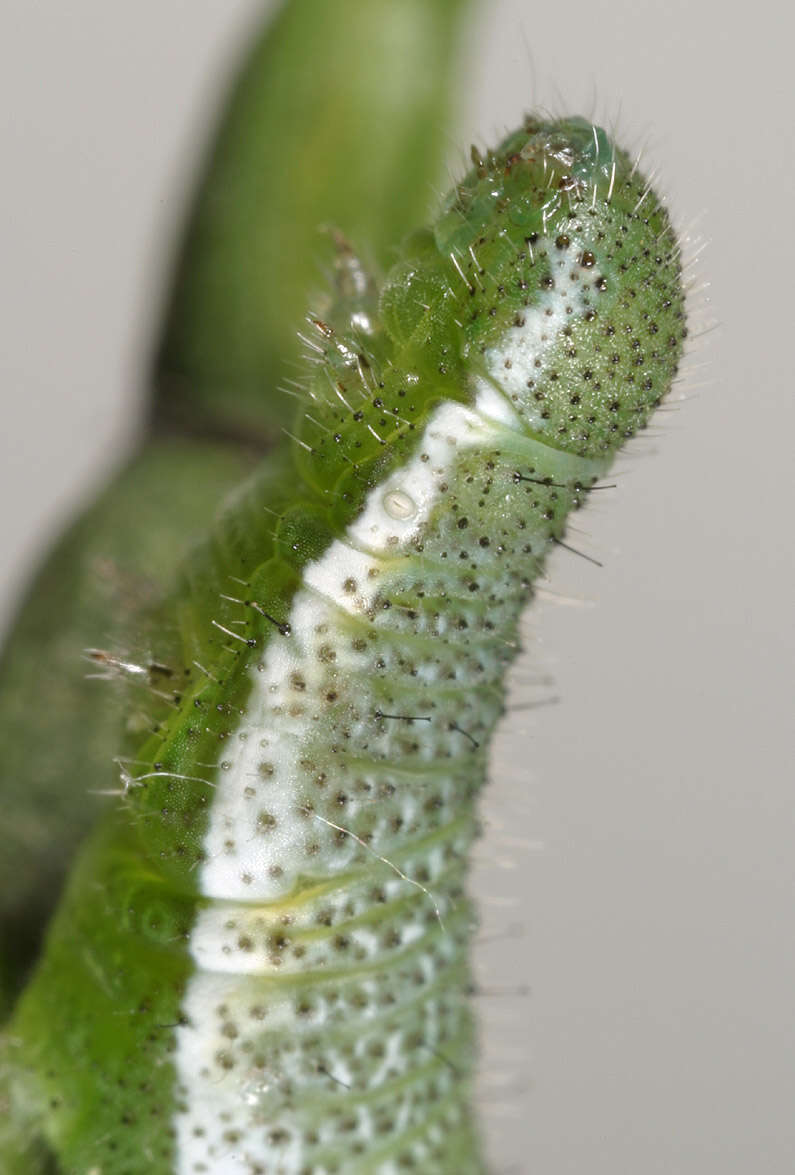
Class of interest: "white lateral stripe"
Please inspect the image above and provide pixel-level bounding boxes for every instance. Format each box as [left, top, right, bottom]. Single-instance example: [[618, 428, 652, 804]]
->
[[174, 390, 516, 1175]]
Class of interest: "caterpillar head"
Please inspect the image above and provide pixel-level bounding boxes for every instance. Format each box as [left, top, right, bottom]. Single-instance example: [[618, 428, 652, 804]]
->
[[431, 116, 687, 458]]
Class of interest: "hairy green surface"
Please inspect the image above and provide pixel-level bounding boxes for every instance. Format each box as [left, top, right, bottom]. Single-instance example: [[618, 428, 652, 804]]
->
[[0, 440, 258, 1016], [2, 115, 685, 1173]]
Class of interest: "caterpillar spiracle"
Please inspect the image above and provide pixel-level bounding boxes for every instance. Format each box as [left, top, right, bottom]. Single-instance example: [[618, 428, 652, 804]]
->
[[1, 115, 687, 1173]]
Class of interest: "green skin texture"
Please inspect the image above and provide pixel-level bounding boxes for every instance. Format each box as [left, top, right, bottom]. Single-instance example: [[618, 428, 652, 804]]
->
[[1, 118, 685, 1173], [0, 0, 470, 1017]]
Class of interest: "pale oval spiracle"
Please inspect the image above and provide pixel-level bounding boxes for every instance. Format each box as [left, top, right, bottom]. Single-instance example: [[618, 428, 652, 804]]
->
[[382, 489, 418, 522], [3, 116, 686, 1174]]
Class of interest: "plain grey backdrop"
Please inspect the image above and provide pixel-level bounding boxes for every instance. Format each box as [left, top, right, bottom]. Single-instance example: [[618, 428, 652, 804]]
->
[[1, 1, 792, 1171]]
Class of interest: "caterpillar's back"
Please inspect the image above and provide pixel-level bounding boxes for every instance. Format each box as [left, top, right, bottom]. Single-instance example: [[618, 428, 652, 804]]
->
[[2, 117, 686, 1174]]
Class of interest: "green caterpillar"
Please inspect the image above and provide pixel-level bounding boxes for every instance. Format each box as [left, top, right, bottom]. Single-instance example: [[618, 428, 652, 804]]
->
[[1, 111, 685, 1173]]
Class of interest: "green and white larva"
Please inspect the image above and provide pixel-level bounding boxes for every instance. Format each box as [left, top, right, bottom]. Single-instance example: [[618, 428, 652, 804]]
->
[[1, 116, 686, 1173]]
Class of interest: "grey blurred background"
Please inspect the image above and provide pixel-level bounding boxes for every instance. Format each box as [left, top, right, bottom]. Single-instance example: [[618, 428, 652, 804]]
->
[[1, 1, 792, 1171]]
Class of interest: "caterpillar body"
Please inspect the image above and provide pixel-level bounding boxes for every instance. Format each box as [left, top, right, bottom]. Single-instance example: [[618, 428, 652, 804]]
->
[[1, 117, 686, 1173]]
